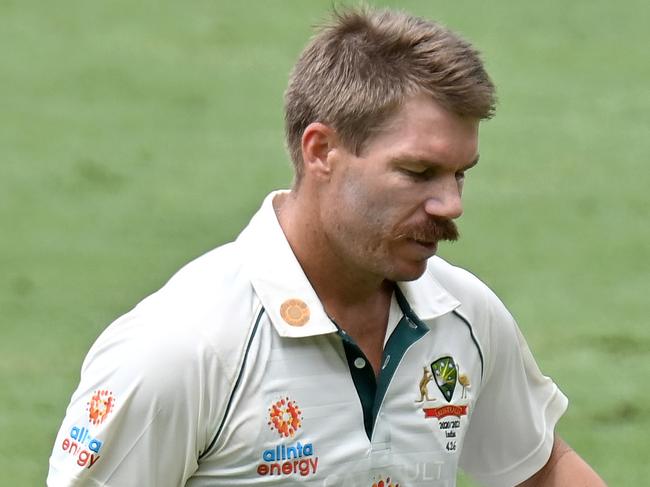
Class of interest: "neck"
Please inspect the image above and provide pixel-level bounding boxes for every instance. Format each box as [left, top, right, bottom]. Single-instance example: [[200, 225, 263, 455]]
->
[[274, 190, 392, 312]]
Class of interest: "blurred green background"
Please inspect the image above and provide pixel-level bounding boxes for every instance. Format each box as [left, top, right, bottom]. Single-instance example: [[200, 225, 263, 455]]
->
[[1, 0, 648, 485]]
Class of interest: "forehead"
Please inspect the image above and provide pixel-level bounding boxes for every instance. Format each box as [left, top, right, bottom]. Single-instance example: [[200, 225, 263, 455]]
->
[[363, 94, 480, 163]]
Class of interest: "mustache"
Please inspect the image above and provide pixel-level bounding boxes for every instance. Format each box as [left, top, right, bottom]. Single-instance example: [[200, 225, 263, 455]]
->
[[394, 217, 459, 243]]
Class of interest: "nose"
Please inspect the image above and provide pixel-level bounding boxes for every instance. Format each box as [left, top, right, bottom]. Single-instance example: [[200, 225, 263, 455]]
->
[[423, 179, 463, 220]]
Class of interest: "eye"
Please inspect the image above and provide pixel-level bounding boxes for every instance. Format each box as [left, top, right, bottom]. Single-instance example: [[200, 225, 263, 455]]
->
[[400, 167, 431, 181], [455, 170, 466, 183]]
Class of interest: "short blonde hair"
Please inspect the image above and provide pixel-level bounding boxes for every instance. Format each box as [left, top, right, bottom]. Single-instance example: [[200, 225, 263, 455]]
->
[[284, 7, 496, 182]]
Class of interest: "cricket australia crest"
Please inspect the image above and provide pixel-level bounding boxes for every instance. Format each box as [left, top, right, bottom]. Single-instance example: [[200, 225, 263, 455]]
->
[[431, 356, 457, 402], [417, 356, 472, 455]]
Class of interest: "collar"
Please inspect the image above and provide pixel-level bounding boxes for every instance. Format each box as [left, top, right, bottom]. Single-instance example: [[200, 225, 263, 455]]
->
[[396, 261, 461, 322], [236, 191, 460, 338]]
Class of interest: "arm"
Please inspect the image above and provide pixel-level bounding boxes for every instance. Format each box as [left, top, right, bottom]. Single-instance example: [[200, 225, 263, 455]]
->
[[47, 311, 215, 486], [517, 435, 607, 487]]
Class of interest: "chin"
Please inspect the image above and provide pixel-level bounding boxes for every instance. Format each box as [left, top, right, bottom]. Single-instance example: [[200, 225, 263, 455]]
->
[[384, 259, 429, 282]]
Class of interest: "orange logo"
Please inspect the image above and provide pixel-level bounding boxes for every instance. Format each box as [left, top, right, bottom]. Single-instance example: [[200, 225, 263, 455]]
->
[[372, 478, 400, 487], [280, 299, 310, 326], [86, 390, 115, 425], [268, 397, 303, 438]]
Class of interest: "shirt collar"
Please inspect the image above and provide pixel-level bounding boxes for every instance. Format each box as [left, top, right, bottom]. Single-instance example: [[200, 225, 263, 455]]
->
[[396, 261, 461, 322], [236, 191, 460, 338]]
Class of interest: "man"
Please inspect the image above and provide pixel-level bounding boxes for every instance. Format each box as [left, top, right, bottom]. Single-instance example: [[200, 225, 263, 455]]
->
[[48, 7, 606, 486]]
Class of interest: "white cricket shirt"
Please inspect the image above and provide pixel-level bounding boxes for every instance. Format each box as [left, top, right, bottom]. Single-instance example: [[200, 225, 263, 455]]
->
[[48, 191, 568, 486]]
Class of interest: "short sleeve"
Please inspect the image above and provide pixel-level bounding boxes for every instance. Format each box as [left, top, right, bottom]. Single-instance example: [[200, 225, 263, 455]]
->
[[459, 296, 568, 487], [47, 309, 219, 487]]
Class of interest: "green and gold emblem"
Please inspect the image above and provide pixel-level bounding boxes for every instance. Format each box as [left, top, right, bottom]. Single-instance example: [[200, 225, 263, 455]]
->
[[431, 356, 457, 402]]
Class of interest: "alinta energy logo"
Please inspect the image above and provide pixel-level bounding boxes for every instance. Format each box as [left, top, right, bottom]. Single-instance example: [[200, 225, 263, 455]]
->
[[60, 390, 116, 469], [257, 396, 318, 479], [372, 477, 400, 487], [268, 396, 302, 438], [86, 389, 115, 425]]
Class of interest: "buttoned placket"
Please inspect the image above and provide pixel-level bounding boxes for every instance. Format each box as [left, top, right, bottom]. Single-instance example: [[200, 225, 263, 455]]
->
[[334, 288, 430, 440]]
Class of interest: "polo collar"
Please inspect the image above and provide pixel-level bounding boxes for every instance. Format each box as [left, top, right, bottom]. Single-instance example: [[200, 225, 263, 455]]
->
[[236, 191, 460, 338], [396, 259, 461, 322]]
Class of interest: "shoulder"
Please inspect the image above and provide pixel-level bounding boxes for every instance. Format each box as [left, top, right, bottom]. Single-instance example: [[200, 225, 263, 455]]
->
[[83, 241, 261, 405], [141, 241, 253, 315], [72, 242, 263, 454], [50, 240, 266, 484], [132, 241, 259, 346]]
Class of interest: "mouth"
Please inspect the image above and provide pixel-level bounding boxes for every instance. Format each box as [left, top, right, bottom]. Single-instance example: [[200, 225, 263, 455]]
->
[[410, 238, 438, 253]]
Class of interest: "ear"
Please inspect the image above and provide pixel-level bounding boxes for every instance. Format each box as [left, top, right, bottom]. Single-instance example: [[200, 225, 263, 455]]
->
[[301, 122, 338, 179]]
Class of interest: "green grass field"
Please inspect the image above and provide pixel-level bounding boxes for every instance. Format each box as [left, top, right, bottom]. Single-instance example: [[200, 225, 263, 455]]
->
[[1, 1, 648, 485]]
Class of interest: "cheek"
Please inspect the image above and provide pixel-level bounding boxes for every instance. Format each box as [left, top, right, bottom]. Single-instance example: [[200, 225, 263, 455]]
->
[[339, 176, 394, 218], [342, 192, 392, 236], [328, 170, 409, 244]]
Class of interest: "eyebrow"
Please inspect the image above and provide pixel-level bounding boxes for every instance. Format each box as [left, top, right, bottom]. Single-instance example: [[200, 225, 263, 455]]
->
[[391, 153, 480, 170]]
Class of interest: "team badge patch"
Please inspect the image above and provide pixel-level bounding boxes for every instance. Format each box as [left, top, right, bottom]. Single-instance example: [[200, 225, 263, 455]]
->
[[417, 357, 473, 455], [431, 356, 457, 402]]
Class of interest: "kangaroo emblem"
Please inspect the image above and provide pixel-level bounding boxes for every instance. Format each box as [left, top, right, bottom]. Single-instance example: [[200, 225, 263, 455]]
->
[[415, 366, 436, 403]]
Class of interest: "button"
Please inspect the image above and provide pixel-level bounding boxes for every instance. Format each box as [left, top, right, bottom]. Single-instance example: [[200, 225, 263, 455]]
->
[[354, 357, 366, 369]]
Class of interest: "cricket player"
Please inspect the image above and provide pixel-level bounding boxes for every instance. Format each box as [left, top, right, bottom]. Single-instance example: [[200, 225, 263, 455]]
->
[[48, 6, 607, 486]]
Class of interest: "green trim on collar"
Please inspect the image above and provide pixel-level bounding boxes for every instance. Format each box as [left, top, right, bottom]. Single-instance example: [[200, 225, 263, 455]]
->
[[372, 290, 429, 430]]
